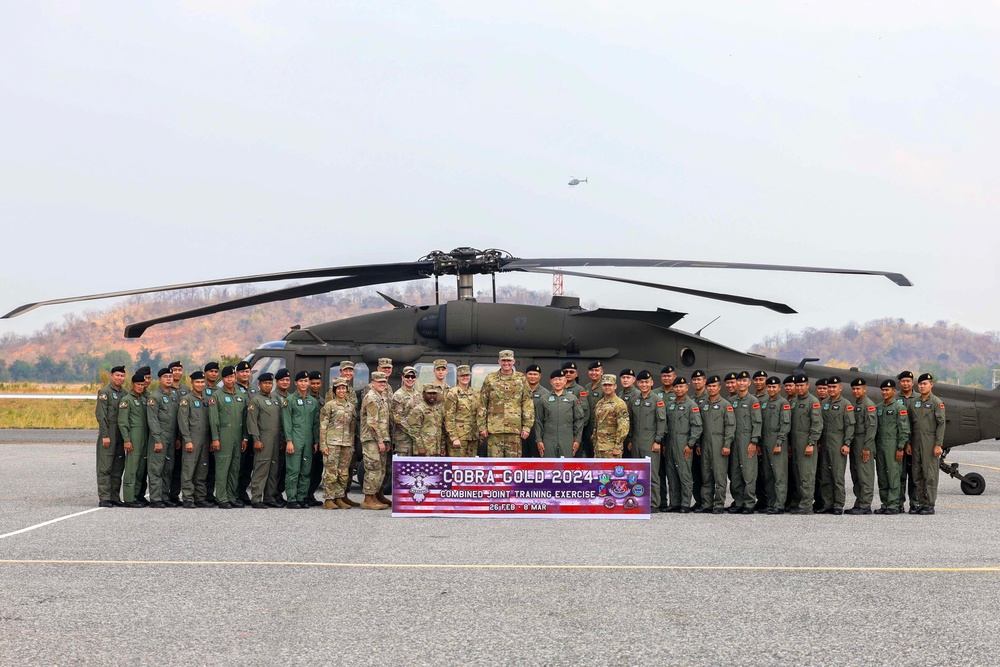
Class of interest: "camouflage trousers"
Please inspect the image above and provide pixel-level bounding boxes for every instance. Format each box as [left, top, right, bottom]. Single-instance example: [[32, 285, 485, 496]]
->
[[449, 439, 479, 457], [414, 439, 445, 457], [394, 436, 413, 457], [593, 439, 622, 459], [322, 445, 352, 499], [487, 434, 522, 458], [362, 441, 388, 495]]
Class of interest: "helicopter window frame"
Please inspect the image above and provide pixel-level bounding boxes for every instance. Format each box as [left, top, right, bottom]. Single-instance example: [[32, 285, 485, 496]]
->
[[329, 362, 369, 391], [413, 363, 457, 388], [471, 364, 501, 391], [250, 356, 287, 386], [680, 347, 696, 367]]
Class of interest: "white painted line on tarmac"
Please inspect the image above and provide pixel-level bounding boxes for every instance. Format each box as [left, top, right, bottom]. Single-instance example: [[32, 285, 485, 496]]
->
[[0, 507, 104, 540]]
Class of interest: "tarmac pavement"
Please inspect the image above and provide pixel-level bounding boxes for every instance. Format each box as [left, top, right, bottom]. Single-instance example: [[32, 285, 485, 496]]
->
[[2, 430, 999, 666]]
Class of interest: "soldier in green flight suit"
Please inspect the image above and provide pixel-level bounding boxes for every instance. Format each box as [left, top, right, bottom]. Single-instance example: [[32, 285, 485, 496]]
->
[[751, 370, 770, 511], [202, 361, 220, 503], [664, 377, 703, 513], [178, 371, 213, 508], [118, 371, 149, 508], [695, 375, 735, 513], [627, 370, 667, 511], [688, 369, 708, 507], [788, 374, 824, 514], [281, 371, 321, 509], [759, 376, 791, 514], [847, 378, 878, 515], [167, 361, 186, 504], [896, 370, 919, 512], [560, 361, 591, 458], [535, 369, 586, 458], [909, 373, 947, 515], [95, 365, 128, 507], [209, 365, 249, 509], [727, 371, 762, 513], [246, 372, 283, 508], [874, 379, 909, 514], [146, 368, 180, 508], [818, 376, 855, 515], [235, 360, 257, 505]]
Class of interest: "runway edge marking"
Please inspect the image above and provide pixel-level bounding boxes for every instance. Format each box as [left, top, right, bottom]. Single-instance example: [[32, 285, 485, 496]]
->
[[0, 507, 103, 540]]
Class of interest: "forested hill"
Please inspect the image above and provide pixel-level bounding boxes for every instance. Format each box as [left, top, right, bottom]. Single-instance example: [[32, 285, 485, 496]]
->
[[0, 284, 552, 382], [750, 319, 1000, 387]]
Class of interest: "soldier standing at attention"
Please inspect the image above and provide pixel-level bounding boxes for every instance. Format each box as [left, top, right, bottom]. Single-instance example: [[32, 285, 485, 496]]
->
[[847, 378, 877, 515], [788, 374, 823, 514], [896, 370, 919, 512], [534, 369, 585, 458], [727, 371, 762, 514], [664, 377, 702, 512], [272, 368, 292, 505], [695, 376, 735, 514], [909, 373, 946, 515], [319, 377, 357, 510], [817, 376, 855, 515], [522, 364, 549, 457], [95, 365, 128, 507], [752, 371, 768, 403], [783, 376, 797, 402], [592, 374, 629, 459], [445, 365, 484, 457], [688, 369, 708, 506], [561, 362, 591, 457], [759, 376, 791, 514], [281, 371, 320, 509], [751, 370, 770, 511], [360, 371, 392, 510], [119, 371, 149, 508], [246, 373, 282, 508], [391, 366, 420, 456], [146, 368, 180, 508], [581, 361, 604, 457], [303, 370, 326, 507], [627, 370, 667, 512], [167, 361, 186, 504], [209, 366, 249, 509], [479, 350, 534, 458], [658, 365, 676, 402], [202, 361, 220, 503], [405, 385, 447, 456], [874, 379, 909, 514], [178, 371, 213, 508], [618, 368, 640, 403], [431, 359, 451, 392]]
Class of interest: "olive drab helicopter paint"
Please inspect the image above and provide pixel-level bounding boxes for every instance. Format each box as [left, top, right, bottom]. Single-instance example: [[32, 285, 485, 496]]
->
[[5, 247, 996, 494]]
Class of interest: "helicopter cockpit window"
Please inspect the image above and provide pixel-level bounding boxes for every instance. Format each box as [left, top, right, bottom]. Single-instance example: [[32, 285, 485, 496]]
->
[[471, 364, 500, 391], [329, 362, 369, 391], [413, 363, 457, 387], [250, 356, 287, 386]]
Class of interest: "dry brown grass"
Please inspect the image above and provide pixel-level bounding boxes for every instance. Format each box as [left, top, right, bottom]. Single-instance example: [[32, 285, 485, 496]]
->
[[0, 398, 96, 428]]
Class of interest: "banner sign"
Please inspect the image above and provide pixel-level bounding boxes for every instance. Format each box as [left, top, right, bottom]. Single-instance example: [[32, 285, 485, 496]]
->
[[391, 457, 651, 519]]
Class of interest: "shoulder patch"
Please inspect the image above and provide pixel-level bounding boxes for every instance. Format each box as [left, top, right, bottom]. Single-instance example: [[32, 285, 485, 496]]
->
[[656, 401, 664, 407], [208, 398, 216, 405], [691, 406, 699, 412], [846, 404, 854, 411], [179, 399, 188, 406], [939, 403, 945, 409], [813, 403, 821, 409], [782, 404, 790, 410], [726, 406, 734, 411], [247, 404, 256, 412], [118, 400, 128, 408], [579, 391, 587, 397], [752, 403, 760, 409], [98, 393, 108, 401], [867, 405, 875, 412], [147, 398, 156, 406], [900, 409, 907, 416]]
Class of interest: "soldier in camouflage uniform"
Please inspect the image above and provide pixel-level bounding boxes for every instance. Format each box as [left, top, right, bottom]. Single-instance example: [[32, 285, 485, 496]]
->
[[405, 385, 447, 456], [696, 375, 735, 513], [909, 373, 947, 515], [95, 365, 127, 507], [664, 377, 703, 512], [146, 368, 180, 508], [209, 366, 249, 509], [178, 371, 213, 508], [118, 372, 149, 507], [391, 366, 419, 456], [522, 364, 548, 457], [818, 376, 855, 515], [759, 376, 791, 513], [319, 377, 357, 509], [360, 371, 392, 509], [246, 373, 283, 508], [848, 378, 878, 514], [534, 369, 585, 458], [788, 374, 824, 514], [727, 371, 762, 513], [592, 374, 629, 459], [431, 359, 451, 393], [445, 365, 484, 457], [874, 379, 909, 514], [479, 350, 534, 458]]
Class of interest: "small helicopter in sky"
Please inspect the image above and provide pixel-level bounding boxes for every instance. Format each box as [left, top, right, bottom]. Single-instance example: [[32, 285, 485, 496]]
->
[[568, 177, 588, 186]]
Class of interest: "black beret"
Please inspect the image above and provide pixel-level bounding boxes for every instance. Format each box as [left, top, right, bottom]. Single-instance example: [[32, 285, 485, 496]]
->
[[815, 378, 828, 387], [526, 364, 542, 373], [783, 376, 795, 384], [588, 360, 603, 370], [897, 370, 914, 380], [661, 365, 675, 374], [550, 369, 566, 379], [619, 368, 636, 378], [111, 365, 126, 374], [258, 373, 274, 383], [190, 371, 205, 381], [691, 370, 706, 379], [766, 376, 781, 386], [294, 371, 309, 381], [308, 370, 322, 380], [827, 376, 842, 385], [673, 377, 688, 386], [724, 372, 738, 381], [236, 361, 251, 372], [706, 375, 721, 384], [156, 368, 170, 378], [168, 361, 183, 370], [131, 372, 146, 383], [636, 370, 652, 381], [275, 369, 290, 380], [794, 374, 809, 383], [880, 379, 897, 389], [752, 370, 768, 379], [204, 362, 220, 372], [737, 371, 750, 379], [221, 366, 235, 378], [850, 378, 867, 387], [561, 361, 578, 371], [917, 373, 933, 383], [137, 366, 151, 376]]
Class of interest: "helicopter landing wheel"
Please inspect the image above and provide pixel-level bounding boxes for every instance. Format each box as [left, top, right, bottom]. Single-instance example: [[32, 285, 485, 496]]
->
[[960, 472, 985, 496]]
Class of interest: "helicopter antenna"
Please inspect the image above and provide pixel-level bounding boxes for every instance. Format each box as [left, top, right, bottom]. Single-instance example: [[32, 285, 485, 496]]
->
[[695, 316, 721, 337], [794, 357, 821, 372]]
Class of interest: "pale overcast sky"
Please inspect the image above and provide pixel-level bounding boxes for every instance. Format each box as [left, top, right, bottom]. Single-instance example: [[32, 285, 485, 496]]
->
[[1, 1, 998, 352]]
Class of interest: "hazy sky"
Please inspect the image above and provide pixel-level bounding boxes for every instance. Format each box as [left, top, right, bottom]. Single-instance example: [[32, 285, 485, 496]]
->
[[2, 1, 998, 352]]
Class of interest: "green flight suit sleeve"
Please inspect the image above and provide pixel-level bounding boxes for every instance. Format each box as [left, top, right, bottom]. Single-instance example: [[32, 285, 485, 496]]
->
[[572, 397, 586, 443], [280, 400, 293, 443], [312, 401, 320, 444], [533, 401, 546, 443], [808, 401, 823, 445], [843, 403, 856, 446], [209, 397, 221, 441], [146, 397, 164, 445], [778, 403, 791, 447], [117, 400, 131, 442], [723, 403, 736, 448], [616, 401, 630, 446], [626, 402, 636, 444], [654, 401, 666, 444], [688, 404, 703, 448], [246, 399, 261, 441], [933, 399, 946, 446], [95, 391, 112, 439], [749, 402, 762, 443], [862, 404, 877, 451], [897, 406, 910, 450], [177, 400, 191, 443]]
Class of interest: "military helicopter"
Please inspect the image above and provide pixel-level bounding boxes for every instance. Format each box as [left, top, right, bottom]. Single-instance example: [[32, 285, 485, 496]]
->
[[5, 247, 995, 494], [568, 177, 588, 186]]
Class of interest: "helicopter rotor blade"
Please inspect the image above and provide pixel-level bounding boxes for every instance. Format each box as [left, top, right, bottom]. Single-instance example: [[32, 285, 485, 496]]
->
[[123, 270, 423, 338], [504, 257, 912, 287], [518, 268, 797, 314]]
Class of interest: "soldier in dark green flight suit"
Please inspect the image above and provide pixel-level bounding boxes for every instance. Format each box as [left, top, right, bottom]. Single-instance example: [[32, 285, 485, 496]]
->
[[627, 370, 667, 511], [818, 376, 855, 515], [561, 361, 591, 458], [305, 370, 326, 506], [203, 361, 220, 503], [534, 369, 586, 458], [760, 376, 791, 514], [246, 373, 283, 508], [664, 377, 702, 512], [688, 370, 708, 507], [695, 375, 735, 513], [522, 365, 549, 458], [146, 368, 180, 508], [896, 370, 918, 511], [95, 365, 128, 507], [788, 374, 824, 514], [167, 361, 187, 504], [281, 371, 321, 509], [209, 365, 249, 509], [118, 372, 149, 507], [909, 373, 947, 515], [583, 361, 604, 458], [178, 371, 213, 508], [728, 371, 762, 513], [874, 379, 909, 514], [234, 360, 256, 505], [751, 370, 770, 511], [848, 378, 878, 514], [616, 368, 640, 459]]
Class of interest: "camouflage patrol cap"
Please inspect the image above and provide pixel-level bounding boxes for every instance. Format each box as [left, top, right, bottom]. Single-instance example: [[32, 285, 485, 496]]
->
[[433, 359, 448, 369], [917, 373, 933, 383], [157, 368, 170, 378], [690, 370, 705, 379], [332, 377, 348, 388], [706, 375, 721, 384], [588, 360, 603, 370], [258, 373, 274, 383], [236, 361, 252, 372], [880, 379, 897, 389], [850, 378, 866, 387], [422, 383, 442, 394], [766, 376, 782, 386], [752, 370, 767, 379], [736, 371, 750, 380], [339, 360, 355, 370], [724, 372, 738, 382], [498, 350, 515, 360], [377, 358, 393, 368], [402, 366, 417, 377], [371, 371, 387, 382], [619, 368, 636, 378], [636, 370, 652, 381], [815, 378, 828, 387], [221, 366, 235, 377], [601, 374, 617, 385], [897, 370, 914, 380], [456, 365, 471, 376], [275, 368, 290, 380], [673, 377, 688, 386], [190, 371, 205, 381]]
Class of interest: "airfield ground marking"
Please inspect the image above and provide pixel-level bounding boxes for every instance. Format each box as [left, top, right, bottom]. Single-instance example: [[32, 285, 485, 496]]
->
[[0, 559, 999, 573], [949, 461, 1000, 473], [0, 507, 103, 540]]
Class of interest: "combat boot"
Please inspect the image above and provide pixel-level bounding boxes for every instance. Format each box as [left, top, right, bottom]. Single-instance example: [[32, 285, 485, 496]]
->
[[335, 498, 352, 509], [375, 491, 392, 507], [323, 499, 339, 510], [362, 494, 388, 510], [341, 495, 359, 507]]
